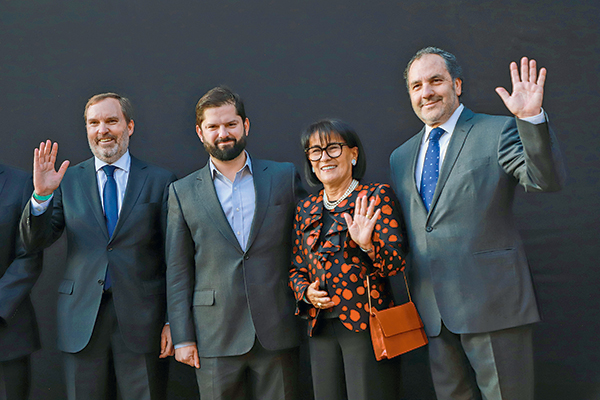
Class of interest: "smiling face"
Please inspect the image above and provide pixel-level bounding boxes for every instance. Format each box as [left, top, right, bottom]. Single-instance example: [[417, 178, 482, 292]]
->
[[86, 98, 134, 163], [197, 103, 249, 162], [308, 132, 358, 192], [407, 53, 462, 128]]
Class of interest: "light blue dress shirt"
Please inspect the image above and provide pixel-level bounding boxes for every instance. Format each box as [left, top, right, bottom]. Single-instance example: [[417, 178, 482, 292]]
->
[[209, 151, 256, 251]]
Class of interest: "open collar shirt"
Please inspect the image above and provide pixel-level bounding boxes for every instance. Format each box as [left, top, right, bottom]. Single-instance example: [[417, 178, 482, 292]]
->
[[209, 151, 255, 251]]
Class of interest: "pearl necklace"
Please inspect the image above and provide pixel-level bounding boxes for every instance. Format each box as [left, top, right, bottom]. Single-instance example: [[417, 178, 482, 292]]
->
[[323, 179, 358, 210]]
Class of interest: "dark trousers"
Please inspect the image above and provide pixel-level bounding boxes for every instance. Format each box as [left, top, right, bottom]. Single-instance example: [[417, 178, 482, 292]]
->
[[428, 323, 534, 400], [309, 318, 400, 400], [196, 338, 299, 400], [0, 356, 29, 400], [63, 292, 168, 400]]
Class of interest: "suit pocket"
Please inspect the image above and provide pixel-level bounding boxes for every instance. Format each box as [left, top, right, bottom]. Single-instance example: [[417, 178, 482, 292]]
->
[[58, 279, 74, 295], [472, 248, 518, 279], [193, 290, 215, 306]]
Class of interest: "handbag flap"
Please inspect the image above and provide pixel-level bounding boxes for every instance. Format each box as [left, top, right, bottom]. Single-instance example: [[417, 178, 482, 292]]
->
[[372, 302, 424, 337]]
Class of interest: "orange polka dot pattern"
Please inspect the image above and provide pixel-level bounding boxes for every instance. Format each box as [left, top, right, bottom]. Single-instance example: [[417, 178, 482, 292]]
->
[[289, 182, 407, 336]]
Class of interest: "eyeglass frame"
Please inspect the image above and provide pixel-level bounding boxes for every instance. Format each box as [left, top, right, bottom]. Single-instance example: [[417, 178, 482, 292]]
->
[[305, 142, 349, 162]]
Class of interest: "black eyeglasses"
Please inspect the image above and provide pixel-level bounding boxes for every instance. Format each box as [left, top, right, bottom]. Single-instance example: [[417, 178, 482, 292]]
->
[[305, 142, 348, 162]]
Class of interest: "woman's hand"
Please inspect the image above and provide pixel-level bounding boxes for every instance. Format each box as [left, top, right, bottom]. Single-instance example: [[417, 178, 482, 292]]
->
[[305, 278, 334, 310], [342, 195, 380, 253]]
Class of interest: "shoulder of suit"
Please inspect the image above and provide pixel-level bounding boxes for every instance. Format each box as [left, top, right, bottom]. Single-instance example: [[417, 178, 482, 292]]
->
[[131, 156, 175, 175], [170, 166, 205, 189], [390, 133, 420, 158], [252, 158, 296, 171], [0, 164, 30, 180], [463, 108, 512, 124]]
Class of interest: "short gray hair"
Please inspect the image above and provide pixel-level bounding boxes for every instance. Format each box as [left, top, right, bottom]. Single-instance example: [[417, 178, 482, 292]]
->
[[403, 47, 463, 90]]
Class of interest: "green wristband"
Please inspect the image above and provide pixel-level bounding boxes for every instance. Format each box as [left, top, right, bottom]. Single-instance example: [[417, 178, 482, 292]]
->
[[33, 192, 53, 202]]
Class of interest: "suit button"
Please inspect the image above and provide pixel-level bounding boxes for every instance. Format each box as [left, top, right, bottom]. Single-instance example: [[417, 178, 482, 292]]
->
[[244, 255, 250, 260], [426, 226, 433, 232], [98, 279, 105, 285], [108, 248, 113, 252]]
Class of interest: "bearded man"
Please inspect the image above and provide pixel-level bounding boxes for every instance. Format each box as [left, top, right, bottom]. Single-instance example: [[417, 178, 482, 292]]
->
[[20, 93, 176, 400], [165, 86, 306, 400]]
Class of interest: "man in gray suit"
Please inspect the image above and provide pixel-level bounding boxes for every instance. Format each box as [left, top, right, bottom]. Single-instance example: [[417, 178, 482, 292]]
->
[[20, 93, 176, 399], [166, 86, 305, 400], [390, 47, 565, 400], [0, 164, 43, 400]]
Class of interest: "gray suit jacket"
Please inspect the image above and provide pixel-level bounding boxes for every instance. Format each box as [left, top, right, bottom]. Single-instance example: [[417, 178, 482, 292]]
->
[[390, 108, 566, 336], [0, 165, 43, 361], [20, 156, 176, 353], [166, 158, 306, 357]]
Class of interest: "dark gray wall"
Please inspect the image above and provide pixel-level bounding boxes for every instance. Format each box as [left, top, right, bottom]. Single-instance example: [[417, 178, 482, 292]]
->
[[1, 0, 598, 398]]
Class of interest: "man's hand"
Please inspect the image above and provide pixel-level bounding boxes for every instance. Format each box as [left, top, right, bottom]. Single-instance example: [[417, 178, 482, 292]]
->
[[159, 324, 174, 358], [495, 57, 546, 119], [175, 344, 200, 369], [33, 140, 69, 201]]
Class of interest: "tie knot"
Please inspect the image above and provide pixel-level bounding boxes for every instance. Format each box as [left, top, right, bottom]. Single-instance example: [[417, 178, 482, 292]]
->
[[429, 127, 444, 142], [102, 165, 117, 177]]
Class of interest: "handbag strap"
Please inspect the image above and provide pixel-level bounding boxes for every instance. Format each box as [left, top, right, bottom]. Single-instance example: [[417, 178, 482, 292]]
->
[[366, 269, 412, 313]]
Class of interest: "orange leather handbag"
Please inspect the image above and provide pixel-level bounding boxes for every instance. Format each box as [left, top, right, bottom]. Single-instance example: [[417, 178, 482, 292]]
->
[[367, 272, 428, 360]]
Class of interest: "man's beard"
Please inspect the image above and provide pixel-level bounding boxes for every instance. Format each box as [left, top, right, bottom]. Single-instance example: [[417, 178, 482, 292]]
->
[[203, 134, 247, 161], [89, 129, 129, 163]]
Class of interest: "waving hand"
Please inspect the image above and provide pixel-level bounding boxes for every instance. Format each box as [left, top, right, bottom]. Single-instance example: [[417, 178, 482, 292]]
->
[[495, 57, 546, 119], [33, 140, 69, 201]]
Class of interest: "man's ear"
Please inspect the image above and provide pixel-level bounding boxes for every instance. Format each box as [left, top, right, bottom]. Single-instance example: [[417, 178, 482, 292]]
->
[[196, 125, 204, 143], [244, 118, 250, 136], [454, 78, 463, 97], [127, 120, 135, 137]]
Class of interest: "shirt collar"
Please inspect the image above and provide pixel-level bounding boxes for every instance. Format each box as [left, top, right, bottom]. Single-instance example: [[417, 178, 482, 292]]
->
[[209, 150, 253, 180], [95, 150, 131, 173], [423, 103, 464, 141]]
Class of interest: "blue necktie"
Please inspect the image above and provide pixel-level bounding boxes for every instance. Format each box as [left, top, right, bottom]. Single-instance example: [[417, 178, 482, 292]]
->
[[420, 127, 445, 211], [102, 165, 118, 289]]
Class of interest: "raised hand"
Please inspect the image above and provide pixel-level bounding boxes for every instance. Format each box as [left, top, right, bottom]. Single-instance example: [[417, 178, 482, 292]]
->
[[342, 195, 381, 253], [33, 140, 70, 200], [495, 57, 546, 119]]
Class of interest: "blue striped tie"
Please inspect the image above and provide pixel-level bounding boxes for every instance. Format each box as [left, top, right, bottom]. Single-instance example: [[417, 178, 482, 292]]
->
[[420, 127, 445, 211]]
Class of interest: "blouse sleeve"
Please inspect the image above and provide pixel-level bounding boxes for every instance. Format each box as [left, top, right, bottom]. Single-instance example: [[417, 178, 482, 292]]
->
[[289, 203, 312, 316], [366, 184, 407, 278]]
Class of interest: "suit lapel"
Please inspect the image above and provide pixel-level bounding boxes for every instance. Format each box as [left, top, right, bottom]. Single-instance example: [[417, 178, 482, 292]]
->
[[428, 108, 475, 215], [76, 158, 109, 240], [196, 165, 244, 253], [410, 127, 427, 213], [246, 159, 271, 251], [111, 156, 148, 241]]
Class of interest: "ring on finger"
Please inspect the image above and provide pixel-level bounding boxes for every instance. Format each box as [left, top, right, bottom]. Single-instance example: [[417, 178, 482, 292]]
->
[[317, 302, 322, 308]]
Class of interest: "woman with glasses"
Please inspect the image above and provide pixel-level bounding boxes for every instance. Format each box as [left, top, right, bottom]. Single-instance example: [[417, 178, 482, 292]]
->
[[289, 119, 407, 400]]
